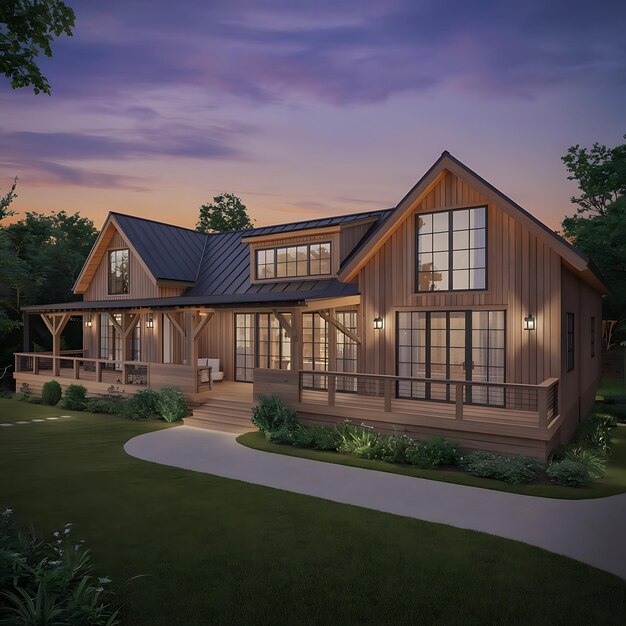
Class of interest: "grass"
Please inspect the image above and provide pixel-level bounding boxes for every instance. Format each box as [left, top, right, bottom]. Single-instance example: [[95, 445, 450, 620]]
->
[[597, 377, 626, 399], [1, 398, 625, 625], [237, 426, 626, 499]]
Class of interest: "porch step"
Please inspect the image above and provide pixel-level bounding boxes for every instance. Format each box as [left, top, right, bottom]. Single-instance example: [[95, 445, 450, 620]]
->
[[184, 398, 256, 434]]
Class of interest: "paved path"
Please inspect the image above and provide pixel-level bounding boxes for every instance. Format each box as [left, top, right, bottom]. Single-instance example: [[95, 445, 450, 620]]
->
[[125, 426, 626, 580]]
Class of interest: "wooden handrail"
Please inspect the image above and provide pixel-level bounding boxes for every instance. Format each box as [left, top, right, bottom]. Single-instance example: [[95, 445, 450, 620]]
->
[[15, 352, 153, 369], [298, 369, 558, 392]]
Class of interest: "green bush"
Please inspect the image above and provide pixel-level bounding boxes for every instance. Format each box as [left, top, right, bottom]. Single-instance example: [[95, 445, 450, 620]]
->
[[406, 437, 460, 468], [124, 389, 161, 420], [459, 452, 542, 484], [308, 424, 340, 450], [334, 422, 379, 457], [0, 508, 121, 624], [41, 380, 62, 406], [158, 386, 188, 422], [372, 433, 415, 464], [85, 397, 120, 415], [251, 395, 298, 433], [61, 384, 88, 410], [265, 425, 295, 444], [547, 459, 590, 486], [291, 425, 317, 447], [564, 447, 606, 479]]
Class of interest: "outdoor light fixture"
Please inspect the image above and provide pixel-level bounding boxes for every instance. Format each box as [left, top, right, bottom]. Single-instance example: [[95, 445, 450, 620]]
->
[[524, 314, 536, 331], [373, 316, 384, 330], [146, 313, 154, 329], [86, 315, 92, 328]]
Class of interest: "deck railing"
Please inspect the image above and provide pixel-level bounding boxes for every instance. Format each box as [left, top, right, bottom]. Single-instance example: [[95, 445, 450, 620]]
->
[[15, 352, 150, 387], [298, 370, 559, 428]]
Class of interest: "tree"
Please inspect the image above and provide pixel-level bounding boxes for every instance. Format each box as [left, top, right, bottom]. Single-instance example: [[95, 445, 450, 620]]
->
[[196, 193, 254, 233], [0, 189, 98, 366], [562, 138, 626, 217], [561, 137, 626, 344], [0, 0, 75, 95]]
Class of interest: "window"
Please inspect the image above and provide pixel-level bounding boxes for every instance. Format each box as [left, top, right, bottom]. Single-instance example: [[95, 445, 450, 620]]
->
[[566, 313, 575, 372], [99, 314, 122, 370], [302, 312, 328, 389], [256, 242, 331, 279], [591, 316, 595, 358], [108, 249, 129, 294], [234, 313, 293, 382], [335, 311, 358, 392], [416, 207, 486, 292], [131, 321, 141, 361]]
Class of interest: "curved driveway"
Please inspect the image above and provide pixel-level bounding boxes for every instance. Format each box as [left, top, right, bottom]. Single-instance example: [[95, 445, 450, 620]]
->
[[125, 426, 626, 580]]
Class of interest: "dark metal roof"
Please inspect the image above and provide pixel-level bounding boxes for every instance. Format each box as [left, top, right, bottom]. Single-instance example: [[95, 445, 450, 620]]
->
[[110, 209, 389, 297], [112, 213, 206, 283], [22, 280, 358, 312]]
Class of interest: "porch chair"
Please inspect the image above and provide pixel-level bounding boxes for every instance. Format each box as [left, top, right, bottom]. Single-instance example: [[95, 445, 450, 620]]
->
[[197, 358, 224, 383]]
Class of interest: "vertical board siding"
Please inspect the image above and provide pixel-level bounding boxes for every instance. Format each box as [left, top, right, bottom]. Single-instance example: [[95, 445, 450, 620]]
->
[[357, 171, 562, 385], [340, 221, 377, 263]]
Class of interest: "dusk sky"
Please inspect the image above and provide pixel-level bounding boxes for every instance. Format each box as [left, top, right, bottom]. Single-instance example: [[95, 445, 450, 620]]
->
[[1, 0, 625, 231]]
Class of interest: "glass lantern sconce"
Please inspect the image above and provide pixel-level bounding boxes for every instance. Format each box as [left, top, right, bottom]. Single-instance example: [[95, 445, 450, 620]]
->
[[523, 314, 536, 331], [373, 316, 384, 330], [146, 313, 154, 329]]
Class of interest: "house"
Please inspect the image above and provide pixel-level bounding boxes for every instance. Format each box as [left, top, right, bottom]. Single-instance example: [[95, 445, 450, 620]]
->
[[14, 151, 607, 459]]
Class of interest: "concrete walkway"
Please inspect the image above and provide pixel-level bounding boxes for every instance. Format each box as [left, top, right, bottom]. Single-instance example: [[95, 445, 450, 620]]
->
[[124, 426, 626, 580]]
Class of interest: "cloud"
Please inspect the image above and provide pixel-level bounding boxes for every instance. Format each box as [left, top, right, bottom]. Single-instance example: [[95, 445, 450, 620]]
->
[[20, 0, 624, 105], [0, 159, 147, 191]]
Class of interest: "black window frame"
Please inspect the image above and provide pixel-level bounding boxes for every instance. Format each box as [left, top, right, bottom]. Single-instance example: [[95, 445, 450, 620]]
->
[[591, 316, 595, 358], [255, 241, 332, 280], [108, 248, 130, 295], [566, 313, 575, 372], [415, 206, 488, 293]]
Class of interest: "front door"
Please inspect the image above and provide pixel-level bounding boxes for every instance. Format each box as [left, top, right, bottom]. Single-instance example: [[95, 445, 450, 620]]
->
[[396, 310, 505, 406]]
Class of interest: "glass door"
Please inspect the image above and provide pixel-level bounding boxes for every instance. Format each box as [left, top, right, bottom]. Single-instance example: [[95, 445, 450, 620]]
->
[[235, 313, 255, 382]]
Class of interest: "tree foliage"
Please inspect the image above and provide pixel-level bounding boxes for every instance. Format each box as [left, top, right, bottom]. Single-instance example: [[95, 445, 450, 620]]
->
[[561, 136, 626, 334], [0, 179, 97, 366], [196, 193, 254, 233], [0, 0, 75, 94]]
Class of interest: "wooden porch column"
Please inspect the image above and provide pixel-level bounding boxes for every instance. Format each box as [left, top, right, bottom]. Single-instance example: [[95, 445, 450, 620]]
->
[[40, 313, 71, 376], [191, 310, 214, 391], [538, 386, 548, 428]]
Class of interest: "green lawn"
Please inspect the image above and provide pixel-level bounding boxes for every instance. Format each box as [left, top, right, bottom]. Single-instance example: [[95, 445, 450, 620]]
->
[[237, 426, 626, 499], [597, 377, 626, 400], [1, 398, 625, 625]]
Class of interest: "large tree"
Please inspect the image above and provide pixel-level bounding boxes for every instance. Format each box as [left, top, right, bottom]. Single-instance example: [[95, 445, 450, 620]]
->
[[561, 136, 626, 340], [0, 0, 75, 94], [196, 193, 254, 233], [0, 182, 97, 366]]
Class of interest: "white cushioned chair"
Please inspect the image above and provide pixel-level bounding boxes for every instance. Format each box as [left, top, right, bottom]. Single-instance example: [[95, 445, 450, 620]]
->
[[197, 358, 224, 383]]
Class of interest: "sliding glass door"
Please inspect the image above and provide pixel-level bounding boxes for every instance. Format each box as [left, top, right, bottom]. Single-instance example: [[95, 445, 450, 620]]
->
[[397, 310, 505, 406]]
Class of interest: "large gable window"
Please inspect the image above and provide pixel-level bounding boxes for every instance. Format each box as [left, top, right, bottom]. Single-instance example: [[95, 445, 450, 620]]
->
[[416, 206, 486, 292], [108, 249, 129, 295], [256, 242, 332, 280]]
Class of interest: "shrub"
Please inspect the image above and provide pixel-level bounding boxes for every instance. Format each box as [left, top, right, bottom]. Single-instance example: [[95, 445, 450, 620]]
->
[[308, 424, 340, 450], [0, 508, 121, 625], [41, 380, 62, 406], [459, 452, 542, 484], [564, 447, 606, 479], [251, 395, 298, 433], [158, 386, 188, 422], [291, 425, 317, 448], [374, 433, 415, 464], [406, 437, 460, 468], [335, 422, 379, 458], [265, 425, 296, 444], [547, 459, 590, 486], [85, 397, 120, 415], [62, 384, 88, 410], [18, 382, 32, 402], [123, 389, 161, 420]]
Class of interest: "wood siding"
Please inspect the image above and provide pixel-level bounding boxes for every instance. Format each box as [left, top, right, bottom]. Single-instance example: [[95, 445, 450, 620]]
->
[[357, 171, 562, 388], [340, 220, 377, 263]]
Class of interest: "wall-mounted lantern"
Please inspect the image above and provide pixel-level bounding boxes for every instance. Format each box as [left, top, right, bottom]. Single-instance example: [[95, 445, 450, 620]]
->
[[146, 313, 154, 329], [86, 314, 92, 328], [523, 314, 536, 331], [373, 316, 384, 330]]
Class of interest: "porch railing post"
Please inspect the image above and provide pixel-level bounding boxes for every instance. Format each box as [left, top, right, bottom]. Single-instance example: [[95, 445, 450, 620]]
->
[[538, 386, 548, 428], [383, 378, 392, 412], [328, 373, 336, 406], [73, 359, 80, 380], [96, 360, 102, 383], [455, 382, 464, 420], [53, 356, 60, 377], [33, 355, 38, 375]]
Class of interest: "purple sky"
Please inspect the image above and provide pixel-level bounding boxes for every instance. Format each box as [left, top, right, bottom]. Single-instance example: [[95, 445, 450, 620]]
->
[[1, 0, 624, 230]]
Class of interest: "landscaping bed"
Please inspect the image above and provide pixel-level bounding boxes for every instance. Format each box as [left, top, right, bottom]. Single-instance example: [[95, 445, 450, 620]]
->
[[238, 396, 626, 499]]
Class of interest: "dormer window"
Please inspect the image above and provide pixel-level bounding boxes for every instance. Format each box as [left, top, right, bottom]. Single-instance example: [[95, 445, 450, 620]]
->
[[256, 242, 332, 280], [108, 249, 129, 294]]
